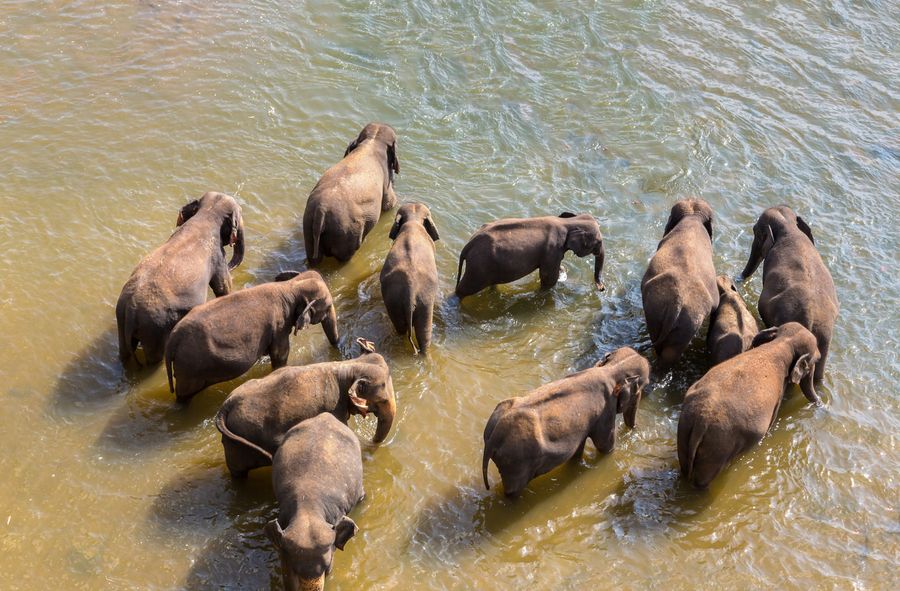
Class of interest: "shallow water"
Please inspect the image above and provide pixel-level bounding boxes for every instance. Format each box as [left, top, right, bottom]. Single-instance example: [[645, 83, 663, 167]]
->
[[1, 1, 898, 589]]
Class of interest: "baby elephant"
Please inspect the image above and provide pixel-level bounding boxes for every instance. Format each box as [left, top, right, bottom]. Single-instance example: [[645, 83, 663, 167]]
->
[[265, 413, 364, 591], [380, 202, 440, 354], [455, 212, 605, 299], [215, 339, 396, 477], [482, 347, 650, 498], [707, 275, 759, 365], [641, 199, 718, 369], [165, 271, 338, 402], [678, 322, 822, 489]]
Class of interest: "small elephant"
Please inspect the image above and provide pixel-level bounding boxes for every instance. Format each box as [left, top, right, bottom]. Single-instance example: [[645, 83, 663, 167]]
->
[[265, 413, 364, 591], [677, 322, 821, 489], [482, 347, 649, 498], [455, 212, 605, 299], [303, 123, 399, 264], [641, 199, 718, 368], [116, 192, 245, 365], [215, 338, 396, 478], [707, 275, 759, 365], [379, 202, 440, 354], [740, 205, 838, 381], [165, 270, 338, 402]]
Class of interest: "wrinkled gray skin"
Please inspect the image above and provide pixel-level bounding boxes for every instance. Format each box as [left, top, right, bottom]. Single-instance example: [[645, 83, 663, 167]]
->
[[215, 340, 395, 477], [740, 205, 838, 381], [641, 199, 718, 369], [455, 212, 605, 299], [165, 271, 339, 402], [380, 202, 440, 354], [482, 347, 650, 498], [266, 413, 364, 591], [303, 123, 399, 264], [678, 322, 821, 489], [707, 275, 759, 365], [116, 192, 245, 365]]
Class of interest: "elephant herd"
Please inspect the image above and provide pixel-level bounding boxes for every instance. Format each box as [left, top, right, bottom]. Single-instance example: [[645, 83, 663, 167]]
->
[[114, 123, 838, 590]]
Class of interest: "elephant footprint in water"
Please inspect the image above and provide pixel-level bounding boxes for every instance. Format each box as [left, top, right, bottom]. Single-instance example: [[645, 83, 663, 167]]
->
[[164, 270, 339, 402]]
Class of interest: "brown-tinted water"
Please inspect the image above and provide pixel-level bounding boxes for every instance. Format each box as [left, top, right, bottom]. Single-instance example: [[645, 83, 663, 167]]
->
[[1, 1, 898, 589]]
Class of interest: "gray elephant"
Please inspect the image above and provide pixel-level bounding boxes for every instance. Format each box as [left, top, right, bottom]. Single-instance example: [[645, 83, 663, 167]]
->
[[116, 191, 245, 365], [215, 339, 395, 477], [455, 212, 605, 299], [740, 205, 838, 381], [641, 199, 718, 369], [707, 275, 759, 365], [303, 123, 399, 264], [482, 347, 650, 498], [379, 202, 440, 354], [678, 322, 821, 489], [265, 413, 364, 591], [165, 270, 338, 402]]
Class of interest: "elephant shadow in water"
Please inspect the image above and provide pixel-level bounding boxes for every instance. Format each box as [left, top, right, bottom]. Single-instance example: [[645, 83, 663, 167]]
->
[[149, 461, 279, 589], [408, 452, 614, 563]]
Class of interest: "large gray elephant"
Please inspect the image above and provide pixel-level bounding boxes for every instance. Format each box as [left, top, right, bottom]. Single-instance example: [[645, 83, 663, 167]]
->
[[677, 322, 821, 489], [380, 202, 440, 354], [303, 123, 399, 264], [215, 339, 395, 477], [707, 275, 759, 365], [740, 205, 838, 381], [164, 271, 338, 402], [482, 347, 650, 498], [116, 191, 245, 365], [641, 199, 718, 369], [265, 413, 364, 591], [455, 212, 605, 299]]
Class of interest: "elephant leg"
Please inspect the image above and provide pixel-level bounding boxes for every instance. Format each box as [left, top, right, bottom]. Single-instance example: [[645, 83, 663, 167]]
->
[[413, 303, 433, 354], [569, 438, 587, 462], [222, 437, 269, 478], [269, 336, 290, 369], [140, 332, 167, 366], [455, 268, 485, 299], [538, 254, 563, 289], [209, 262, 233, 297], [814, 333, 830, 382], [174, 375, 207, 403], [590, 427, 616, 455], [499, 467, 531, 499]]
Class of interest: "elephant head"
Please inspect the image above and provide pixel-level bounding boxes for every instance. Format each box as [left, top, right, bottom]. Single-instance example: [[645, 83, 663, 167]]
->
[[741, 205, 815, 279], [751, 322, 821, 405], [265, 515, 358, 591], [276, 271, 339, 347], [176, 191, 245, 270], [342, 338, 396, 443], [595, 347, 650, 428], [559, 212, 606, 291], [662, 198, 713, 240], [345, 122, 400, 180], [389, 202, 439, 241]]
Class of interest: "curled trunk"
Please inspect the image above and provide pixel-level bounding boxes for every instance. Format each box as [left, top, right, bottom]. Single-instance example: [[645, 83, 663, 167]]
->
[[228, 220, 245, 270], [593, 243, 605, 291]]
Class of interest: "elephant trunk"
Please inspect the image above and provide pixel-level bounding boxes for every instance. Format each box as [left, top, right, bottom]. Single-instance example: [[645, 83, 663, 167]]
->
[[373, 379, 396, 443], [322, 304, 339, 348], [800, 367, 821, 406], [740, 235, 763, 280], [593, 243, 606, 291], [228, 219, 245, 270], [624, 388, 641, 429]]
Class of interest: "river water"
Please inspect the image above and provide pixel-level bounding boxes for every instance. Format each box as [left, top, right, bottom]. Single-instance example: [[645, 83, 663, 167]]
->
[[1, 1, 898, 589]]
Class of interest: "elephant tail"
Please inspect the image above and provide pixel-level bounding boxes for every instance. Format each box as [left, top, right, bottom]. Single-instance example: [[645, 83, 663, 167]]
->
[[455, 245, 468, 289], [165, 342, 176, 394], [214, 401, 273, 464], [482, 444, 492, 490], [116, 298, 136, 365], [310, 207, 325, 262], [677, 418, 706, 483]]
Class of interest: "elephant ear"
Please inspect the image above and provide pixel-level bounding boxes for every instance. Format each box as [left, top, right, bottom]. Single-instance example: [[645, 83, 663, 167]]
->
[[264, 519, 285, 550], [703, 215, 713, 240], [176, 199, 201, 227], [347, 378, 371, 416], [275, 271, 301, 282], [424, 214, 440, 242], [662, 211, 682, 236], [388, 212, 404, 240], [333, 516, 358, 551], [595, 351, 614, 367], [294, 299, 318, 334], [387, 141, 400, 175], [790, 353, 814, 384], [559, 212, 577, 218], [355, 337, 376, 353], [796, 216, 815, 244], [344, 136, 361, 157], [751, 326, 779, 348]]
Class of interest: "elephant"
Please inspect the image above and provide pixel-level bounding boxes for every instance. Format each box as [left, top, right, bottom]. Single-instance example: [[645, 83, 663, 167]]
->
[[707, 275, 759, 365], [481, 347, 650, 498], [303, 123, 399, 264], [740, 205, 838, 381], [265, 413, 365, 591], [215, 338, 396, 478], [455, 212, 605, 299], [379, 202, 440, 354], [164, 270, 338, 402], [677, 322, 822, 489], [115, 191, 244, 365], [641, 199, 718, 369]]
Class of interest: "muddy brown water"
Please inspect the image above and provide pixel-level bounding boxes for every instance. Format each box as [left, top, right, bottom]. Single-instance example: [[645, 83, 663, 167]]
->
[[1, 1, 898, 589]]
